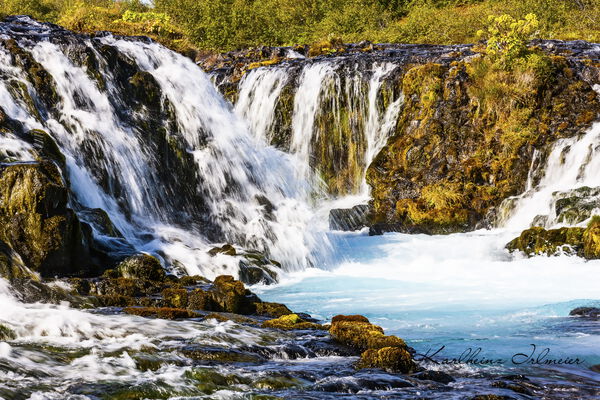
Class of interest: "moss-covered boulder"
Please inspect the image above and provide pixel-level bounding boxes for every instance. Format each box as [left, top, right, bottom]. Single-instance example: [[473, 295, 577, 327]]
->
[[0, 162, 93, 277], [117, 254, 165, 282], [357, 346, 415, 373], [507, 216, 600, 259], [506, 226, 585, 256], [262, 313, 324, 331], [211, 275, 259, 314], [367, 55, 600, 234], [255, 302, 293, 318], [329, 314, 416, 373]]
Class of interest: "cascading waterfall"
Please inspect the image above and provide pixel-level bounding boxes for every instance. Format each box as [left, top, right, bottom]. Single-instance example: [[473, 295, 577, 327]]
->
[[0, 18, 327, 278], [500, 121, 600, 230], [234, 60, 403, 199]]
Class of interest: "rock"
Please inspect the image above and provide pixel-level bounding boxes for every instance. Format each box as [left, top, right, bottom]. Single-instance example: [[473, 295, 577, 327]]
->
[[188, 288, 219, 311], [506, 216, 600, 259], [0, 324, 16, 340], [162, 288, 188, 308], [117, 254, 165, 282], [552, 186, 600, 225], [208, 244, 236, 256], [262, 314, 325, 331], [211, 275, 259, 314], [78, 207, 123, 238], [329, 204, 370, 231], [470, 396, 516, 400], [0, 162, 93, 277], [0, 239, 36, 280], [255, 302, 293, 318], [329, 314, 416, 373], [238, 261, 277, 285], [583, 216, 600, 259], [412, 370, 455, 384], [329, 315, 406, 351], [506, 226, 585, 256], [123, 307, 200, 320], [178, 275, 209, 286], [357, 346, 416, 373], [182, 345, 264, 363], [569, 307, 600, 318]]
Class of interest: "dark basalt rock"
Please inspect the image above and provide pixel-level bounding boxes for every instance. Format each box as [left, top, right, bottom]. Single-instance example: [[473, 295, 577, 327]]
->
[[329, 204, 370, 231], [116, 254, 166, 282], [412, 370, 455, 384], [569, 307, 600, 318]]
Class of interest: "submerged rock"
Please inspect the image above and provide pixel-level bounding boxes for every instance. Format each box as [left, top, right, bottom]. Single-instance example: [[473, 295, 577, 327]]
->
[[123, 306, 201, 320]]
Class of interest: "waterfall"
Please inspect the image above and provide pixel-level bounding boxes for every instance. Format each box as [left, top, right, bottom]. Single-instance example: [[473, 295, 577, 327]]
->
[[500, 121, 600, 230], [234, 60, 403, 199], [0, 17, 327, 278]]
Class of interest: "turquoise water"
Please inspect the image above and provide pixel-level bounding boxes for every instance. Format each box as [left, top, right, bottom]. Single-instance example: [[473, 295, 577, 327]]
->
[[258, 230, 600, 375]]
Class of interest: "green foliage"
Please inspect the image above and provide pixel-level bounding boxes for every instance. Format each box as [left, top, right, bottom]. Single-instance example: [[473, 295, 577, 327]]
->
[[0, 0, 599, 51], [477, 13, 539, 68]]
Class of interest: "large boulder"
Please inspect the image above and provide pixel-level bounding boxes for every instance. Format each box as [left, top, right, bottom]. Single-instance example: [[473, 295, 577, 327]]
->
[[329, 314, 416, 373], [0, 162, 93, 277], [116, 254, 166, 282]]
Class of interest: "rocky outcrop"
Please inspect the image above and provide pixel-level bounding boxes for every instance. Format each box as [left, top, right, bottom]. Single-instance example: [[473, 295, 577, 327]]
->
[[0, 162, 94, 278], [506, 216, 600, 258], [367, 55, 600, 234], [329, 204, 370, 231]]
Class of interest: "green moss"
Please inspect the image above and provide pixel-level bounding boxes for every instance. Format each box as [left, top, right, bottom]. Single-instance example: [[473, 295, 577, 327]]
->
[[262, 313, 324, 331], [255, 302, 293, 318], [506, 226, 585, 256], [117, 254, 166, 282], [357, 346, 415, 373], [162, 288, 188, 308], [583, 216, 600, 259], [0, 324, 16, 341]]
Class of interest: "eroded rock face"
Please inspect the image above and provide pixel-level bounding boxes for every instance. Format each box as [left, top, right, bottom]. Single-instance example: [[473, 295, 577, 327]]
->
[[0, 162, 93, 277]]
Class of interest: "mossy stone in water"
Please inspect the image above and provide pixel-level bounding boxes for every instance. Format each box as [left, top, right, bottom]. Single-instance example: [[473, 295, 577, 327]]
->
[[123, 306, 200, 320], [255, 302, 293, 318], [262, 313, 324, 331], [117, 254, 165, 282], [357, 346, 416, 374], [0, 324, 16, 340], [506, 226, 585, 256]]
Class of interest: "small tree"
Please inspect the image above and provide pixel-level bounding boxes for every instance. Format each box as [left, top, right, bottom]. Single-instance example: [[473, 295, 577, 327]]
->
[[477, 13, 539, 69]]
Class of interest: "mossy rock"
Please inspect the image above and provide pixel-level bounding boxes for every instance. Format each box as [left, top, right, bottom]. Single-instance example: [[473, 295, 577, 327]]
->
[[188, 288, 220, 311], [255, 302, 293, 318], [178, 275, 209, 286], [583, 217, 600, 259], [123, 307, 200, 320], [0, 324, 16, 340], [0, 162, 93, 277], [0, 240, 36, 281], [78, 208, 123, 238], [208, 244, 236, 257], [506, 226, 585, 256], [211, 275, 259, 314], [162, 288, 188, 308], [117, 254, 165, 282], [329, 317, 406, 352], [357, 346, 416, 374], [262, 313, 324, 331]]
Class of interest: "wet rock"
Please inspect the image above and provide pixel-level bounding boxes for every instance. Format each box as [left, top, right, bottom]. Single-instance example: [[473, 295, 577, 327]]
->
[[507, 216, 600, 259], [208, 244, 236, 256], [78, 207, 123, 238], [255, 301, 293, 318], [316, 372, 414, 393], [211, 275, 259, 314], [0, 324, 15, 340], [470, 396, 517, 400], [329, 204, 370, 231], [357, 346, 416, 373], [262, 313, 325, 331], [551, 186, 600, 225], [238, 261, 278, 285], [583, 216, 600, 259], [506, 226, 585, 256], [569, 307, 600, 318], [182, 345, 265, 363], [0, 240, 36, 280], [162, 287, 188, 308], [329, 314, 416, 373], [178, 275, 210, 286], [0, 162, 94, 277], [412, 370, 455, 384], [123, 306, 200, 319], [116, 254, 165, 282]]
